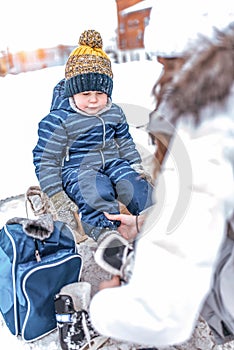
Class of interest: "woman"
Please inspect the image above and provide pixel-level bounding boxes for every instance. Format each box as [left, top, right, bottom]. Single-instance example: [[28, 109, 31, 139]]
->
[[89, 1, 234, 347]]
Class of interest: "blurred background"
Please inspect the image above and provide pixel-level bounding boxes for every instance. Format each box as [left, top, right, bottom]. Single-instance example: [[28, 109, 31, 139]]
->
[[0, 0, 154, 76], [0, 0, 161, 201]]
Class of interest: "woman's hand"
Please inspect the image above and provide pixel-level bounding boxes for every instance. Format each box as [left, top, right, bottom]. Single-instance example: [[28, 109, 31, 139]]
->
[[104, 212, 145, 241], [99, 275, 121, 290]]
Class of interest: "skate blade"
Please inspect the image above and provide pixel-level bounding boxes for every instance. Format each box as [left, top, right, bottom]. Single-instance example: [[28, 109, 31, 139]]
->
[[79, 335, 109, 350]]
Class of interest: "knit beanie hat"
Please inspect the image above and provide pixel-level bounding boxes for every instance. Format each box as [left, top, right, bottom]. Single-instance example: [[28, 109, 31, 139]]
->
[[65, 29, 113, 97]]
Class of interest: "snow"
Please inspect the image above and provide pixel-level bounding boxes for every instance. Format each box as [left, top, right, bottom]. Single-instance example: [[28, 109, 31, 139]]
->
[[121, 0, 153, 15], [0, 60, 161, 201]]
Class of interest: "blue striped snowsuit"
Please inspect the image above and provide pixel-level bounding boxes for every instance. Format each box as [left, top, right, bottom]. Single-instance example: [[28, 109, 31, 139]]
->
[[33, 79, 154, 240]]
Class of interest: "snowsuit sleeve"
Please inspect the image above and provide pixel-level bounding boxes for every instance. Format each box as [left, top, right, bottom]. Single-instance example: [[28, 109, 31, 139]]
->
[[33, 111, 67, 197], [114, 105, 142, 164], [89, 115, 234, 347]]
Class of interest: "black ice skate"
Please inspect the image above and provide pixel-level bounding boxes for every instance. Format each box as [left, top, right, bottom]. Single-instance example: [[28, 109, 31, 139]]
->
[[54, 282, 108, 350], [95, 232, 134, 283]]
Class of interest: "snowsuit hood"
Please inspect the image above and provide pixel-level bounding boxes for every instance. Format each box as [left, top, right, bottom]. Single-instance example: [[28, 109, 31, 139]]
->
[[50, 79, 73, 112]]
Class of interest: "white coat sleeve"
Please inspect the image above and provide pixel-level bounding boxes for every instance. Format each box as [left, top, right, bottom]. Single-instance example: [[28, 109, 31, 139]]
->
[[89, 116, 234, 347]]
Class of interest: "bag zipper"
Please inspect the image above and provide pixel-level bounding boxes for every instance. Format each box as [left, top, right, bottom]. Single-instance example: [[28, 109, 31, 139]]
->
[[34, 239, 41, 262]]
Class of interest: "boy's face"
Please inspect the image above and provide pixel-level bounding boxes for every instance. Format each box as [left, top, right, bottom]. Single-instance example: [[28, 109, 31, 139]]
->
[[73, 91, 108, 115]]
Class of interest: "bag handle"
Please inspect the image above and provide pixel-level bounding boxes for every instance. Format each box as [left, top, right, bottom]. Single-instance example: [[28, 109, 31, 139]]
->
[[25, 186, 50, 218], [6, 215, 54, 241]]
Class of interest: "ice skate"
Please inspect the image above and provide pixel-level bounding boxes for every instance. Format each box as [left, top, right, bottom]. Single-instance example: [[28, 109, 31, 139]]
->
[[95, 231, 134, 283], [54, 282, 108, 350]]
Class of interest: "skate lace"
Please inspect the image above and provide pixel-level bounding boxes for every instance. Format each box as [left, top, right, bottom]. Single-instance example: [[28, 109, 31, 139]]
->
[[120, 245, 134, 283], [81, 311, 92, 348], [122, 243, 132, 263]]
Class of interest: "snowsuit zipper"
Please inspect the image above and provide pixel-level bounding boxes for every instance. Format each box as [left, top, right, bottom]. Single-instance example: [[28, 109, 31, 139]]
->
[[62, 146, 70, 166], [96, 115, 106, 168]]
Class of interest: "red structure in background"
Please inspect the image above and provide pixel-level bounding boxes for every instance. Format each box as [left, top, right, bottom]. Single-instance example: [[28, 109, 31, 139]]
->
[[0, 44, 75, 76], [0, 47, 13, 77], [115, 0, 152, 62]]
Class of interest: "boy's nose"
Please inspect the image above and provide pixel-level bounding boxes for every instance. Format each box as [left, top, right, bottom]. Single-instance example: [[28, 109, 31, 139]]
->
[[89, 93, 97, 102]]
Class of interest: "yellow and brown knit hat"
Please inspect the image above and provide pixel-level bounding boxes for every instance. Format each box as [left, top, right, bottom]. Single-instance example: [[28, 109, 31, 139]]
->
[[65, 29, 113, 98]]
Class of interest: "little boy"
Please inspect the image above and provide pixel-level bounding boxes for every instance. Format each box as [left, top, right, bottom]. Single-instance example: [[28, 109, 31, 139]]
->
[[33, 29, 154, 241]]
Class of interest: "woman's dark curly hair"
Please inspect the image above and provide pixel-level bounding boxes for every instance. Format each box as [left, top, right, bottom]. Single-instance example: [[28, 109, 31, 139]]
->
[[152, 23, 234, 125]]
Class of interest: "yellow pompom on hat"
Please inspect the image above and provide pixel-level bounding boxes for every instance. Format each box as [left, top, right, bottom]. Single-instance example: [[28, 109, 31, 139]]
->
[[65, 29, 113, 97]]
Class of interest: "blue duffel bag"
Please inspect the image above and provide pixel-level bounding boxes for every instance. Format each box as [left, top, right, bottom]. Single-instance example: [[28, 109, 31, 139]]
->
[[0, 217, 82, 342]]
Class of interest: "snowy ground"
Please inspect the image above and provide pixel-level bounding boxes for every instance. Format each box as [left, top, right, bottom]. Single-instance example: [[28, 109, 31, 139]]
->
[[1, 61, 234, 350]]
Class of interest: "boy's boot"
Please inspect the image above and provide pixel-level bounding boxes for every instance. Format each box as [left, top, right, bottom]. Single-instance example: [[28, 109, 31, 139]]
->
[[95, 231, 134, 284], [54, 282, 108, 350]]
